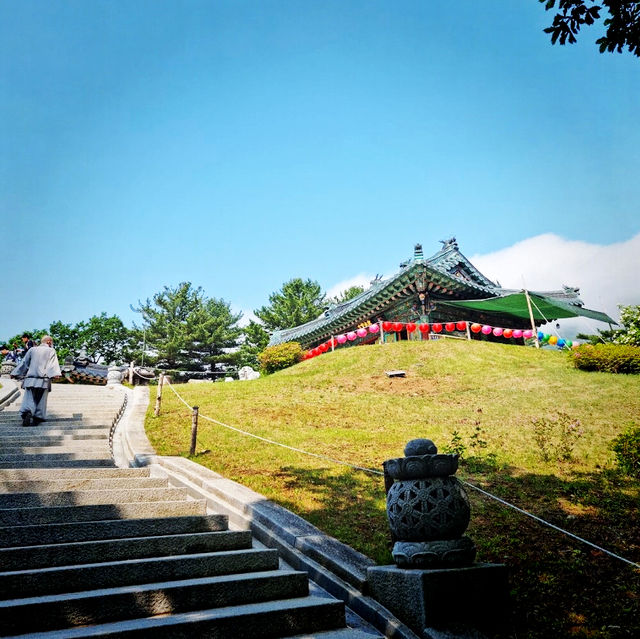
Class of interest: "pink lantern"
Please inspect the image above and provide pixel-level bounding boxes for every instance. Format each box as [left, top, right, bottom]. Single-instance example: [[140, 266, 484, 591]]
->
[[513, 329, 523, 339], [493, 327, 503, 337], [523, 329, 533, 339], [481, 325, 492, 335], [356, 327, 368, 338], [347, 331, 357, 341], [369, 323, 380, 333], [337, 334, 347, 344]]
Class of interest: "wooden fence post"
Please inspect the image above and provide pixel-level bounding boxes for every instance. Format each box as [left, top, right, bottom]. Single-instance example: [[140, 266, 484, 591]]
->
[[190, 406, 199, 456], [128, 362, 134, 385], [154, 373, 164, 416]]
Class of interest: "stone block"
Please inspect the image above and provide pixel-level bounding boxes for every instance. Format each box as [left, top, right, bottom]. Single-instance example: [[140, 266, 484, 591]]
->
[[367, 563, 509, 636]]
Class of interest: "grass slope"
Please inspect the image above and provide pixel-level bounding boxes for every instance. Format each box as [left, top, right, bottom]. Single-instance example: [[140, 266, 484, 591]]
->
[[146, 339, 640, 638]]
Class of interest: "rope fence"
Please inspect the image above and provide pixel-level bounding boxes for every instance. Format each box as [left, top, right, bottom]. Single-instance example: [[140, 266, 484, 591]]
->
[[159, 377, 639, 571]]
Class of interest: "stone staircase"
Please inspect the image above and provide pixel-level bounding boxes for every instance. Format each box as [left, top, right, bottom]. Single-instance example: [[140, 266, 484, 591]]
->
[[0, 384, 375, 638]]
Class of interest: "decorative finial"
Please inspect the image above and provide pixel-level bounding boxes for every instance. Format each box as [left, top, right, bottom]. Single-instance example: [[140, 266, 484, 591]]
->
[[439, 237, 458, 250]]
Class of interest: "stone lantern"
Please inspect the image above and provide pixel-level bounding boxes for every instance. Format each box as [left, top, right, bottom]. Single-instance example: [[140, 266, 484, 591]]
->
[[367, 438, 508, 638], [384, 438, 476, 568]]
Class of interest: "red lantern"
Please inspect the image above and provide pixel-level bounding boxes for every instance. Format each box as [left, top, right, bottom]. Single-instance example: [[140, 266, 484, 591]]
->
[[432, 323, 443, 333], [382, 321, 393, 332], [312, 348, 321, 357], [393, 322, 403, 332], [456, 321, 467, 331], [318, 343, 328, 353], [419, 323, 430, 333], [470, 323, 482, 333], [503, 328, 513, 339], [330, 338, 338, 348], [406, 322, 417, 333], [445, 322, 455, 332]]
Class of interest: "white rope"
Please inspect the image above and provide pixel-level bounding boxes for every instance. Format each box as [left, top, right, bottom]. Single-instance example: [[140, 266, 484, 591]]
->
[[462, 480, 639, 569], [162, 379, 639, 570]]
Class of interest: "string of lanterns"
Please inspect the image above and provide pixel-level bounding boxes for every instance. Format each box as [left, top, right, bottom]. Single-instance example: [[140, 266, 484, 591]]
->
[[303, 321, 573, 359]]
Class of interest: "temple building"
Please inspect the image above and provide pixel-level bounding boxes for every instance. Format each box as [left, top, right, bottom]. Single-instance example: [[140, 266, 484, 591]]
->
[[269, 239, 615, 350]]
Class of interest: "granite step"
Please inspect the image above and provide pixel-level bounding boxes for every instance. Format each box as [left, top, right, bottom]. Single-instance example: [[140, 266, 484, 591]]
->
[[0, 499, 207, 526], [0, 487, 190, 508], [0, 451, 114, 462], [0, 433, 108, 443], [0, 569, 310, 634], [0, 596, 345, 638], [0, 514, 229, 547], [0, 529, 253, 570], [0, 547, 280, 598], [0, 477, 168, 494], [0, 444, 109, 454], [0, 467, 150, 480], [0, 459, 117, 469]]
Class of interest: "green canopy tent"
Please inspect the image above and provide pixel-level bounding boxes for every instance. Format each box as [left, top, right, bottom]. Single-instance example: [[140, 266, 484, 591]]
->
[[439, 291, 617, 325]]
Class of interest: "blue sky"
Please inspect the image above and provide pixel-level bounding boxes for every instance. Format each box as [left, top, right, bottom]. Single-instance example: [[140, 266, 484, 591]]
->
[[1, 0, 638, 339]]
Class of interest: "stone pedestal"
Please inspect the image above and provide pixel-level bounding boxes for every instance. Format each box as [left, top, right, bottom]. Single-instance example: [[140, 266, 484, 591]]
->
[[0, 360, 16, 378], [106, 365, 123, 386], [367, 563, 508, 638]]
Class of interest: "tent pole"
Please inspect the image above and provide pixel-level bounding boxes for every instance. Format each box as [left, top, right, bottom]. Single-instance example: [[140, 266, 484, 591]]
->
[[524, 289, 540, 349]]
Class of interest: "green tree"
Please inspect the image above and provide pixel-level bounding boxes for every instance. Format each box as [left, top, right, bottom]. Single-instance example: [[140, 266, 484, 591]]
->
[[254, 278, 325, 331], [133, 282, 242, 370], [77, 313, 134, 364], [48, 321, 81, 363], [614, 304, 640, 346], [329, 285, 365, 305], [236, 320, 271, 369], [186, 297, 243, 369], [539, 1, 640, 56]]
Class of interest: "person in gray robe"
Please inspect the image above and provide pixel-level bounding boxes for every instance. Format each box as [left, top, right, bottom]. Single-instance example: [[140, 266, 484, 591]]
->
[[11, 335, 62, 427]]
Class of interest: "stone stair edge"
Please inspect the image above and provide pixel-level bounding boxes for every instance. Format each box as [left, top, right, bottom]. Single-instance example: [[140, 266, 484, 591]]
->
[[155, 456, 375, 585], [1, 595, 346, 639], [0, 379, 21, 410], [148, 457, 420, 639], [117, 385, 420, 639]]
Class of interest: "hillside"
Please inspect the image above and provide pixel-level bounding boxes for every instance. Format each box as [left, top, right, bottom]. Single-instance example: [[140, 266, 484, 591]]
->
[[146, 339, 640, 638]]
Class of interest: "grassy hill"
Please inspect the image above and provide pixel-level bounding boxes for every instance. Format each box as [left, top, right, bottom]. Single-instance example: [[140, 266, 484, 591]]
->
[[146, 339, 640, 638]]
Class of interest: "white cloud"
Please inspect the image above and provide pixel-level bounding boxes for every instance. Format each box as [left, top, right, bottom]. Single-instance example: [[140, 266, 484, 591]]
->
[[470, 233, 640, 336], [235, 308, 259, 328], [326, 273, 375, 300]]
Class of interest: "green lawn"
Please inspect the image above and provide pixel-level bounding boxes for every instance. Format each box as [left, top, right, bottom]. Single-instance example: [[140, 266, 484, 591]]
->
[[145, 339, 640, 638]]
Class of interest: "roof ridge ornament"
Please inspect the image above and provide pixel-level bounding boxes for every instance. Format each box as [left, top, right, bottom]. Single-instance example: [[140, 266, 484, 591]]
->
[[439, 237, 458, 250]]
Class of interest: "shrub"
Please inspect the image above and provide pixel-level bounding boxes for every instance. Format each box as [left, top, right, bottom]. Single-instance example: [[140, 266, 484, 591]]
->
[[531, 412, 583, 462], [258, 342, 304, 374], [611, 425, 640, 478], [568, 343, 640, 374]]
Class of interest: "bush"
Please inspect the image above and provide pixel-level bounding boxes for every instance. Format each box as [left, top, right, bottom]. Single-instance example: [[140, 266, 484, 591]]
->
[[611, 425, 640, 478], [258, 342, 304, 374], [531, 412, 583, 462], [569, 343, 640, 374]]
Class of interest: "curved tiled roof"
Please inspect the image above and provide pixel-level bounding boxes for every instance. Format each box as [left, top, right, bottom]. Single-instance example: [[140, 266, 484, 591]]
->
[[269, 239, 584, 347]]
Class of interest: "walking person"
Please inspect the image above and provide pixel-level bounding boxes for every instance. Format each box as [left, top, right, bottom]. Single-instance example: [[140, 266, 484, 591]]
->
[[11, 335, 61, 426]]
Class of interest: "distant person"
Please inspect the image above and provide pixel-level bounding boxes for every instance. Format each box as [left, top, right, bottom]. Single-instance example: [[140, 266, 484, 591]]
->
[[11, 335, 62, 427], [0, 344, 18, 362], [21, 333, 35, 352]]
